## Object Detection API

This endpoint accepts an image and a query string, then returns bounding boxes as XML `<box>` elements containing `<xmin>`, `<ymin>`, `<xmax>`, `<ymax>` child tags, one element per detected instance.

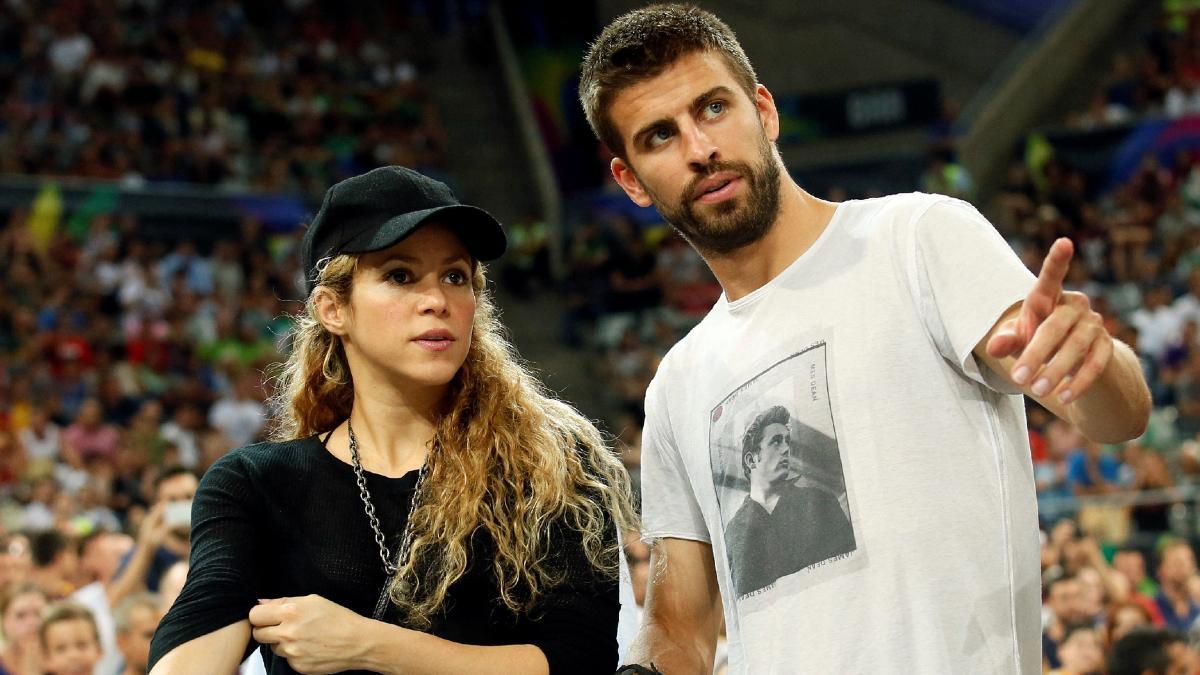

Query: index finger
<box><xmin>1030</xmin><ymin>238</ymin><xmax>1074</xmax><ymax>302</ymax></box>
<box><xmin>248</xmin><ymin>599</ymin><xmax>288</xmax><ymax>627</ymax></box>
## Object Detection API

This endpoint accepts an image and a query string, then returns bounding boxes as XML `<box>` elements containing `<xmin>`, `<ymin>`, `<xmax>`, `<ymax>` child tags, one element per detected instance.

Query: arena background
<box><xmin>0</xmin><ymin>0</ymin><xmax>1193</xmax><ymax>672</ymax></box>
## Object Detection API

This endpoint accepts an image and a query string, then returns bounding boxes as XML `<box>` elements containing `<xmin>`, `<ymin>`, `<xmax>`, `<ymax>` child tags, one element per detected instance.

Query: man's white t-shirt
<box><xmin>640</xmin><ymin>193</ymin><xmax>1041</xmax><ymax>673</ymax></box>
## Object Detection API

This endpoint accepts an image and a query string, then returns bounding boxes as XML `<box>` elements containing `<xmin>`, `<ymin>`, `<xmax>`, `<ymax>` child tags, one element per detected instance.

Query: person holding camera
<box><xmin>114</xmin><ymin>467</ymin><xmax>196</xmax><ymax>600</ymax></box>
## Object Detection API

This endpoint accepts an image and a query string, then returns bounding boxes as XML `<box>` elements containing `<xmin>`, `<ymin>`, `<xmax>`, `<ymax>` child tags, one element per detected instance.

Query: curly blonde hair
<box><xmin>267</xmin><ymin>254</ymin><xmax>637</xmax><ymax>627</ymax></box>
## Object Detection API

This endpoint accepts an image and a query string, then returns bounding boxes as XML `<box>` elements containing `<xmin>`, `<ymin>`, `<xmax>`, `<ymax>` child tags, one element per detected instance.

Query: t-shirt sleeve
<box><xmin>910</xmin><ymin>196</ymin><xmax>1036</xmax><ymax>393</ymax></box>
<box><xmin>148</xmin><ymin>451</ymin><xmax>263</xmax><ymax>669</ymax></box>
<box><xmin>639</xmin><ymin>374</ymin><xmax>711</xmax><ymax>543</ymax></box>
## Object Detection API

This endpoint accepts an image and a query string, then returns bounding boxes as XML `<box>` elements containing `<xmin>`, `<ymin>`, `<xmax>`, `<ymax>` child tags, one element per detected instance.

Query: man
<box><xmin>1042</xmin><ymin>575</ymin><xmax>1088</xmax><ymax>670</ymax></box>
<box><xmin>727</xmin><ymin>405</ymin><xmax>852</xmax><ymax>596</ymax></box>
<box><xmin>1108</xmin><ymin>628</ymin><xmax>1195</xmax><ymax>675</ymax></box>
<box><xmin>208</xmin><ymin>371</ymin><xmax>266</xmax><ymax>448</ymax></box>
<box><xmin>579</xmin><ymin>5</ymin><xmax>1151</xmax><ymax>672</ymax></box>
<box><xmin>114</xmin><ymin>593</ymin><xmax>160</xmax><ymax>675</ymax></box>
<box><xmin>30</xmin><ymin>530</ymin><xmax>79</xmax><ymax>599</ymax></box>
<box><xmin>1155</xmin><ymin>541</ymin><xmax>1200</xmax><ymax>632</ymax></box>
<box><xmin>1049</xmin><ymin>623</ymin><xmax>1104</xmax><ymax>675</ymax></box>
<box><xmin>71</xmin><ymin>531</ymin><xmax>136</xmax><ymax>675</ymax></box>
<box><xmin>114</xmin><ymin>467</ymin><xmax>196</xmax><ymax>596</ymax></box>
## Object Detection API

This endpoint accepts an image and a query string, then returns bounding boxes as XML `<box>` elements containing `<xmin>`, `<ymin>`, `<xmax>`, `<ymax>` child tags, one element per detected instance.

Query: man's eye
<box><xmin>648</xmin><ymin>128</ymin><xmax>673</xmax><ymax>147</ymax></box>
<box><xmin>705</xmin><ymin>101</ymin><xmax>724</xmax><ymax>117</ymax></box>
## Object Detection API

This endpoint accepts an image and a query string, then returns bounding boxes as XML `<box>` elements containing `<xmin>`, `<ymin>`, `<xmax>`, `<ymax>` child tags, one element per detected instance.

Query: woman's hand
<box><xmin>248</xmin><ymin>595</ymin><xmax>370</xmax><ymax>674</ymax></box>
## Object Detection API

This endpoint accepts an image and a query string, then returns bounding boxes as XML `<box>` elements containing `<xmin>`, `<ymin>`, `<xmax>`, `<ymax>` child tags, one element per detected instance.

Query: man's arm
<box><xmin>623</xmin><ymin>538</ymin><xmax>723</xmax><ymax>673</ymax></box>
<box><xmin>107</xmin><ymin>501</ymin><xmax>168</xmax><ymax>607</ymax></box>
<box><xmin>976</xmin><ymin>238</ymin><xmax>1151</xmax><ymax>443</ymax></box>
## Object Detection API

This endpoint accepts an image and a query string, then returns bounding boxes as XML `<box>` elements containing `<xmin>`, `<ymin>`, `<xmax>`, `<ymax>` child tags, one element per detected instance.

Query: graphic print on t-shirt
<box><xmin>709</xmin><ymin>341</ymin><xmax>855</xmax><ymax>599</ymax></box>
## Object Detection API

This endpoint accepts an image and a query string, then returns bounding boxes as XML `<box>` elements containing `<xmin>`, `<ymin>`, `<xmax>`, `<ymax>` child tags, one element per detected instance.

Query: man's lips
<box><xmin>692</xmin><ymin>172</ymin><xmax>742</xmax><ymax>203</ymax></box>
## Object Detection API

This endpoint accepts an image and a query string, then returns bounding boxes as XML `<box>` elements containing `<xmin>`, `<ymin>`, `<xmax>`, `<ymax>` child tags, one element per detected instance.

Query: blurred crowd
<box><xmin>0</xmin><ymin>0</ymin><xmax>449</xmax><ymax>200</ymax></box>
<box><xmin>0</xmin><ymin>201</ymin><xmax>300</xmax><ymax>672</ymax></box>
<box><xmin>1069</xmin><ymin>4</ymin><xmax>1200</xmax><ymax>129</ymax></box>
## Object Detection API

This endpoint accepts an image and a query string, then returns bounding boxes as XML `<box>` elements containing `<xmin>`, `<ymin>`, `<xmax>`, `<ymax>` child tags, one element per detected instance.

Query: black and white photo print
<box><xmin>708</xmin><ymin>342</ymin><xmax>855</xmax><ymax>599</ymax></box>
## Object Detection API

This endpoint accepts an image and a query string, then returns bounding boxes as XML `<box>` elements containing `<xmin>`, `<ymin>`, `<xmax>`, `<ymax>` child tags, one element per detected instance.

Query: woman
<box><xmin>149</xmin><ymin>166</ymin><xmax>637</xmax><ymax>674</ymax></box>
<box><xmin>0</xmin><ymin>583</ymin><xmax>47</xmax><ymax>675</ymax></box>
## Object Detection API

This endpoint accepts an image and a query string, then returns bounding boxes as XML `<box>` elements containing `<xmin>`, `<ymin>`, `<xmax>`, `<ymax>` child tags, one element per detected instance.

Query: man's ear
<box><xmin>313</xmin><ymin>287</ymin><xmax>349</xmax><ymax>336</ymax></box>
<box><xmin>611</xmin><ymin>157</ymin><xmax>654</xmax><ymax>208</ymax></box>
<box><xmin>754</xmin><ymin>83</ymin><xmax>780</xmax><ymax>143</ymax></box>
<box><xmin>743</xmin><ymin>450</ymin><xmax>758</xmax><ymax>472</ymax></box>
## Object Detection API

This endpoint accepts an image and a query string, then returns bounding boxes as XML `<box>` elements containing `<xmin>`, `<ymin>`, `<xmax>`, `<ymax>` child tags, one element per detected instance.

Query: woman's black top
<box><xmin>148</xmin><ymin>436</ymin><xmax>620</xmax><ymax>674</ymax></box>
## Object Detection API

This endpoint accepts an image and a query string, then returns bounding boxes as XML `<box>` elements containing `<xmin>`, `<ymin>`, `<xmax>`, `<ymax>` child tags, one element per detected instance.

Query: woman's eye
<box><xmin>387</xmin><ymin>269</ymin><xmax>411</xmax><ymax>284</ymax></box>
<box><xmin>444</xmin><ymin>270</ymin><xmax>469</xmax><ymax>285</ymax></box>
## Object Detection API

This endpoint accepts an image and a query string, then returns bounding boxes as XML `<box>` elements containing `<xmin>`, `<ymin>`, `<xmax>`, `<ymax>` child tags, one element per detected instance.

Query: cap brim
<box><xmin>340</xmin><ymin>204</ymin><xmax>507</xmax><ymax>262</ymax></box>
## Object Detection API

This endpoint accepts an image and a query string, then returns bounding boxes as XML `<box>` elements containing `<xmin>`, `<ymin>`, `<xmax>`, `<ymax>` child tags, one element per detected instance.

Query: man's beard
<box><xmin>644</xmin><ymin>132</ymin><xmax>782</xmax><ymax>255</ymax></box>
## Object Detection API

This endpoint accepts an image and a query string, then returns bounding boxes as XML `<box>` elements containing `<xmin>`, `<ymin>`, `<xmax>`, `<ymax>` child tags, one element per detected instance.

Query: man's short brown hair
<box><xmin>39</xmin><ymin>602</ymin><xmax>99</xmax><ymax>649</ymax></box>
<box><xmin>579</xmin><ymin>3</ymin><xmax>759</xmax><ymax>158</ymax></box>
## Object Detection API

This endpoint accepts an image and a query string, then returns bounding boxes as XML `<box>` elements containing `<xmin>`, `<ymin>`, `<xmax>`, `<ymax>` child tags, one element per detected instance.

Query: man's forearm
<box><xmin>1066</xmin><ymin>340</ymin><xmax>1151</xmax><ymax>443</ymax></box>
<box><xmin>107</xmin><ymin>542</ymin><xmax>156</xmax><ymax>606</ymax></box>
<box><xmin>623</xmin><ymin>618</ymin><xmax>715</xmax><ymax>675</ymax></box>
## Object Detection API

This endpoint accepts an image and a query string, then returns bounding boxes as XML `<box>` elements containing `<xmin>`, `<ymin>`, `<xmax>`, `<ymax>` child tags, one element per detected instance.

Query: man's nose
<box><xmin>681</xmin><ymin>123</ymin><xmax>718</xmax><ymax>170</ymax></box>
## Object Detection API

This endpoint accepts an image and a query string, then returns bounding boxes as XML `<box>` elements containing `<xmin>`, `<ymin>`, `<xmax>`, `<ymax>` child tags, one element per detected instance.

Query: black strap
<box><xmin>614</xmin><ymin>665</ymin><xmax>664</xmax><ymax>674</ymax></box>
<box><xmin>371</xmin><ymin>583</ymin><xmax>392</xmax><ymax>621</ymax></box>
<box><xmin>320</xmin><ymin>428</ymin><xmax>335</xmax><ymax>447</ymax></box>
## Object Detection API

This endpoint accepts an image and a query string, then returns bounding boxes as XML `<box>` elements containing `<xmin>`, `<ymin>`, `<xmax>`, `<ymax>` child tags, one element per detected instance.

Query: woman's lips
<box><xmin>413</xmin><ymin>337</ymin><xmax>455</xmax><ymax>352</ymax></box>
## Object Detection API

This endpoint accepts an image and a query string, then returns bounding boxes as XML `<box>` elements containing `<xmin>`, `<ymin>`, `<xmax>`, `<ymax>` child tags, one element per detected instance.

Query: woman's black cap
<box><xmin>300</xmin><ymin>166</ymin><xmax>507</xmax><ymax>293</ymax></box>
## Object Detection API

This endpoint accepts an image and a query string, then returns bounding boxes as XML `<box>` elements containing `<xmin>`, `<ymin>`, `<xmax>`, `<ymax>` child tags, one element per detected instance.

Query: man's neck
<box><xmin>1163</xmin><ymin>580</ymin><xmax>1192</xmax><ymax>605</ymax></box>
<box><xmin>702</xmin><ymin>178</ymin><xmax>839</xmax><ymax>302</ymax></box>
<box><xmin>749</xmin><ymin>482</ymin><xmax>782</xmax><ymax>514</ymax></box>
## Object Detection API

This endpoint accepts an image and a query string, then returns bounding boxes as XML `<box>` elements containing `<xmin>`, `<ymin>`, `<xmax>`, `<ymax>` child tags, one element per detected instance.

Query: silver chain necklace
<box><xmin>347</xmin><ymin>419</ymin><xmax>429</xmax><ymax>577</ymax></box>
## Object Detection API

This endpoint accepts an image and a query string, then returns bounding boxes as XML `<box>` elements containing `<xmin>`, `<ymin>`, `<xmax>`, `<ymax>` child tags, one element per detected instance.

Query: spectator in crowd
<box><xmin>1115</xmin><ymin>547</ymin><xmax>1160</xmax><ymax>598</ymax></box>
<box><xmin>1108</xmin><ymin>627</ymin><xmax>1193</xmax><ymax>675</ymax></box>
<box><xmin>1105</xmin><ymin>601</ymin><xmax>1154</xmax><ymax>646</ymax></box>
<box><xmin>1049</xmin><ymin>623</ymin><xmax>1105</xmax><ymax>675</ymax></box>
<box><xmin>115</xmin><ymin>467</ymin><xmax>196</xmax><ymax>597</ymax></box>
<box><xmin>1067</xmin><ymin>440</ymin><xmax>1124</xmax><ymax>497</ymax></box>
<box><xmin>61</xmin><ymin>399</ymin><xmax>119</xmax><ymax>464</ymax></box>
<box><xmin>1131</xmin><ymin>285</ymin><xmax>1185</xmax><ymax>362</ymax></box>
<box><xmin>71</xmin><ymin>531</ymin><xmax>136</xmax><ymax>675</ymax></box>
<box><xmin>1044</xmin><ymin>575</ymin><xmax>1089</xmax><ymax>669</ymax></box>
<box><xmin>17</xmin><ymin>406</ymin><xmax>61</xmax><ymax>472</ymax></box>
<box><xmin>38</xmin><ymin>603</ymin><xmax>102</xmax><ymax>675</ymax></box>
<box><xmin>113</xmin><ymin>593</ymin><xmax>159</xmax><ymax>675</ymax></box>
<box><xmin>1174</xmin><ymin>350</ymin><xmax>1200</xmax><ymax>435</ymax></box>
<box><xmin>0</xmin><ymin>583</ymin><xmax>48</xmax><ymax>675</ymax></box>
<box><xmin>0</xmin><ymin>535</ymin><xmax>33</xmax><ymax>592</ymax></box>
<box><xmin>501</xmin><ymin>213</ymin><xmax>552</xmax><ymax>298</ymax></box>
<box><xmin>604</xmin><ymin>217</ymin><xmax>663</xmax><ymax>317</ymax></box>
<box><xmin>1154</xmin><ymin>540</ymin><xmax>1200</xmax><ymax>631</ymax></box>
<box><xmin>207</xmin><ymin>371</ymin><xmax>266</xmax><ymax>448</ymax></box>
<box><xmin>29</xmin><ymin>531</ymin><xmax>78</xmax><ymax>600</ymax></box>
<box><xmin>155</xmin><ymin>562</ymin><xmax>187</xmax><ymax>618</ymax></box>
